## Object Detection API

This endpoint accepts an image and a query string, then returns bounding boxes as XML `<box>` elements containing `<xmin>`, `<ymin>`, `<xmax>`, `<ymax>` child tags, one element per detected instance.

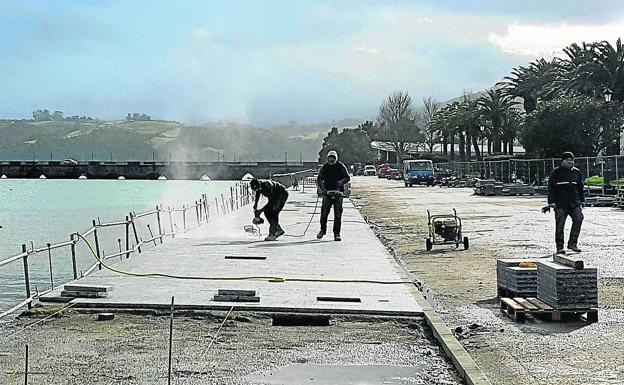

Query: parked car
<box><xmin>60</xmin><ymin>158</ymin><xmax>78</xmax><ymax>165</ymax></box>
<box><xmin>377</xmin><ymin>163</ymin><xmax>392</xmax><ymax>178</ymax></box>
<box><xmin>364</xmin><ymin>165</ymin><xmax>376</xmax><ymax>176</ymax></box>
<box><xmin>386</xmin><ymin>169</ymin><xmax>402</xmax><ymax>180</ymax></box>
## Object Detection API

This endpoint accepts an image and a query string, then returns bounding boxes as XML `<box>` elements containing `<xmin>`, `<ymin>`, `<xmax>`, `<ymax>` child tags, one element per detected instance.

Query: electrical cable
<box><xmin>75</xmin><ymin>233</ymin><xmax>414</xmax><ymax>285</ymax></box>
<box><xmin>282</xmin><ymin>194</ymin><xmax>320</xmax><ymax>238</ymax></box>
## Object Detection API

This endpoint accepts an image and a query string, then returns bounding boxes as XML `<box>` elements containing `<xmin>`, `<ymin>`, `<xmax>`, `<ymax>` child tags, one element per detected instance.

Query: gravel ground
<box><xmin>0</xmin><ymin>308</ymin><xmax>462</xmax><ymax>385</ymax></box>
<box><xmin>351</xmin><ymin>176</ymin><xmax>624</xmax><ymax>385</ymax></box>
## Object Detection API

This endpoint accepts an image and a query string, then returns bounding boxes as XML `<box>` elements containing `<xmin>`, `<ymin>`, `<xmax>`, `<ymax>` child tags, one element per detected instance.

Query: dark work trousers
<box><xmin>264</xmin><ymin>197</ymin><xmax>287</xmax><ymax>235</ymax></box>
<box><xmin>320</xmin><ymin>195</ymin><xmax>343</xmax><ymax>235</ymax></box>
<box><xmin>554</xmin><ymin>206</ymin><xmax>584</xmax><ymax>249</ymax></box>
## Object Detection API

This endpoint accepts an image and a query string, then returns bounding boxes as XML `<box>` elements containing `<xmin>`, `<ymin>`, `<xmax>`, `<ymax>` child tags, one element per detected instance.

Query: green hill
<box><xmin>0</xmin><ymin>119</ymin><xmax>327</xmax><ymax>162</ymax></box>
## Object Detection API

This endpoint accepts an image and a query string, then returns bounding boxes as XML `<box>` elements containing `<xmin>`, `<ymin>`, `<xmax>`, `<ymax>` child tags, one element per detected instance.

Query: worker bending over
<box><xmin>250</xmin><ymin>178</ymin><xmax>289</xmax><ymax>241</ymax></box>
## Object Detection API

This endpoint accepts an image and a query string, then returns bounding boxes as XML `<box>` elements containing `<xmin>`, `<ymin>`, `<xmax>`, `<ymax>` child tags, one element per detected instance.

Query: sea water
<box><xmin>0</xmin><ymin>179</ymin><xmax>237</xmax><ymax>312</ymax></box>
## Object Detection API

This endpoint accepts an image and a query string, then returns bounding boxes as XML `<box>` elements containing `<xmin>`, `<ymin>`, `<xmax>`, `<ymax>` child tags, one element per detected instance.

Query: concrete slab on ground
<box><xmin>42</xmin><ymin>189</ymin><xmax>422</xmax><ymax>316</ymax></box>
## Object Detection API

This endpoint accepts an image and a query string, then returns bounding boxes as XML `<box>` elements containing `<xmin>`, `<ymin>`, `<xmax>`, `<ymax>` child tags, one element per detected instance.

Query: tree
<box><xmin>520</xmin><ymin>95</ymin><xmax>614</xmax><ymax>157</ymax></box>
<box><xmin>367</xmin><ymin>91</ymin><xmax>424</xmax><ymax>163</ymax></box>
<box><xmin>498</xmin><ymin>58</ymin><xmax>559</xmax><ymax>113</ymax></box>
<box><xmin>478</xmin><ymin>89</ymin><xmax>518</xmax><ymax>154</ymax></box>
<box><xmin>318</xmin><ymin>126</ymin><xmax>375</xmax><ymax>165</ymax></box>
<box><xmin>561</xmin><ymin>39</ymin><xmax>624</xmax><ymax>102</ymax></box>
<box><xmin>421</xmin><ymin>97</ymin><xmax>441</xmax><ymax>153</ymax></box>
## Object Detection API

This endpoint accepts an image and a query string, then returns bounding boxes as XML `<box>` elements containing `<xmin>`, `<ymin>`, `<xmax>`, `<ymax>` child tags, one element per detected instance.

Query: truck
<box><xmin>403</xmin><ymin>159</ymin><xmax>435</xmax><ymax>187</ymax></box>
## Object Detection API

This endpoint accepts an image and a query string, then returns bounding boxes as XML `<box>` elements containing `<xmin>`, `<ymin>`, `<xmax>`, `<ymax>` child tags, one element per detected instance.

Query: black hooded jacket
<box><xmin>317</xmin><ymin>161</ymin><xmax>350</xmax><ymax>192</ymax></box>
<box><xmin>548</xmin><ymin>165</ymin><xmax>585</xmax><ymax>209</ymax></box>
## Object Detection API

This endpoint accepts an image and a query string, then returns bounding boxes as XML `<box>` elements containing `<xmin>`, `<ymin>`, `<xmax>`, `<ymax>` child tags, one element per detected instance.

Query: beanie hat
<box><xmin>561</xmin><ymin>151</ymin><xmax>575</xmax><ymax>160</ymax></box>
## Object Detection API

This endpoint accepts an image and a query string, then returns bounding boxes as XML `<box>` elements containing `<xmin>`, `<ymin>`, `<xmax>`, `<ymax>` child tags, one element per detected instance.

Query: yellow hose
<box><xmin>75</xmin><ymin>233</ymin><xmax>413</xmax><ymax>285</ymax></box>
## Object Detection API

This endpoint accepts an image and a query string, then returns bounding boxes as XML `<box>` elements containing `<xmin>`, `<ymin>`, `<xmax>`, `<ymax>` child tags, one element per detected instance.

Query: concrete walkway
<box><xmin>44</xmin><ymin>188</ymin><xmax>422</xmax><ymax>316</ymax></box>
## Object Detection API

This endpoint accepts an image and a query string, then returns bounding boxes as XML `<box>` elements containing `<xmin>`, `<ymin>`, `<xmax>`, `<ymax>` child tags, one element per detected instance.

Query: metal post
<box><xmin>168</xmin><ymin>207</ymin><xmax>174</xmax><ymax>235</ymax></box>
<box><xmin>601</xmin><ymin>162</ymin><xmax>605</xmax><ymax>196</ymax></box>
<box><xmin>182</xmin><ymin>205</ymin><xmax>187</xmax><ymax>231</ymax></box>
<box><xmin>24</xmin><ymin>344</ymin><xmax>29</xmax><ymax>385</ymax></box>
<box><xmin>129</xmin><ymin>213</ymin><xmax>141</xmax><ymax>253</ymax></box>
<box><xmin>147</xmin><ymin>225</ymin><xmax>157</xmax><ymax>246</ymax></box>
<box><xmin>47</xmin><ymin>243</ymin><xmax>54</xmax><ymax>290</ymax></box>
<box><xmin>70</xmin><ymin>234</ymin><xmax>78</xmax><ymax>280</ymax></box>
<box><xmin>195</xmin><ymin>201</ymin><xmax>200</xmax><ymax>225</ymax></box>
<box><xmin>215</xmin><ymin>198</ymin><xmax>219</xmax><ymax>216</ymax></box>
<box><xmin>167</xmin><ymin>296</ymin><xmax>175</xmax><ymax>385</ymax></box>
<box><xmin>118</xmin><ymin>239</ymin><xmax>123</xmax><ymax>261</ymax></box>
<box><xmin>230</xmin><ymin>187</ymin><xmax>234</xmax><ymax>211</ymax></box>
<box><xmin>156</xmin><ymin>206</ymin><xmax>163</xmax><ymax>244</ymax></box>
<box><xmin>221</xmin><ymin>195</ymin><xmax>227</xmax><ymax>214</ymax></box>
<box><xmin>92</xmin><ymin>220</ymin><xmax>102</xmax><ymax>270</ymax></box>
<box><xmin>528</xmin><ymin>162</ymin><xmax>531</xmax><ymax>185</ymax></box>
<box><xmin>125</xmin><ymin>216</ymin><xmax>130</xmax><ymax>258</ymax></box>
<box><xmin>198</xmin><ymin>199</ymin><xmax>203</xmax><ymax>223</ymax></box>
<box><xmin>22</xmin><ymin>244</ymin><xmax>32</xmax><ymax>310</ymax></box>
<box><xmin>586</xmin><ymin>158</ymin><xmax>590</xmax><ymax>179</ymax></box>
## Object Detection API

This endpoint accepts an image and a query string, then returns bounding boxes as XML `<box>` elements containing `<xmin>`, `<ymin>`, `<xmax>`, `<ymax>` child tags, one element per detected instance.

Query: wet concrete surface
<box><xmin>352</xmin><ymin>177</ymin><xmax>624</xmax><ymax>385</ymax></box>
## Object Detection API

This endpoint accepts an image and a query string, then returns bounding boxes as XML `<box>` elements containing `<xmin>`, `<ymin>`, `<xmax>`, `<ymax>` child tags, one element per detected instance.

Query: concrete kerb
<box><xmin>366</xmin><ymin>219</ymin><xmax>492</xmax><ymax>385</ymax></box>
<box><xmin>406</xmin><ymin>285</ymin><xmax>492</xmax><ymax>385</ymax></box>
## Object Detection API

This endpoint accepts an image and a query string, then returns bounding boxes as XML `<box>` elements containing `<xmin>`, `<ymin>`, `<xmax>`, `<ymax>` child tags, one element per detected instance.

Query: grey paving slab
<box><xmin>43</xmin><ymin>189</ymin><xmax>422</xmax><ymax>315</ymax></box>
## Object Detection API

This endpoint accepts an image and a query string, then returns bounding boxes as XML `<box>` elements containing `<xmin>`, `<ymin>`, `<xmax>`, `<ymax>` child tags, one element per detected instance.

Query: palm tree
<box><xmin>478</xmin><ymin>89</ymin><xmax>518</xmax><ymax>154</ymax></box>
<box><xmin>498</xmin><ymin>58</ymin><xmax>559</xmax><ymax>113</ymax></box>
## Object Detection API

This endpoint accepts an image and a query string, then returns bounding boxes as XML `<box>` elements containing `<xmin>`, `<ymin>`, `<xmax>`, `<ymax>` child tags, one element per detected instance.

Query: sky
<box><xmin>1</xmin><ymin>0</ymin><xmax>624</xmax><ymax>126</ymax></box>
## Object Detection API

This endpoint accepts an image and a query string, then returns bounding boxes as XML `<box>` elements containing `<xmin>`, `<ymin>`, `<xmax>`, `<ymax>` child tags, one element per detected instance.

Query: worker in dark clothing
<box><xmin>250</xmin><ymin>178</ymin><xmax>289</xmax><ymax>241</ymax></box>
<box><xmin>316</xmin><ymin>150</ymin><xmax>350</xmax><ymax>241</ymax></box>
<box><xmin>546</xmin><ymin>151</ymin><xmax>585</xmax><ymax>254</ymax></box>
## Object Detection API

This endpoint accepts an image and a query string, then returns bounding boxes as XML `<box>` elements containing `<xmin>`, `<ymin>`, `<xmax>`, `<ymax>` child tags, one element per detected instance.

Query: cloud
<box><xmin>489</xmin><ymin>18</ymin><xmax>624</xmax><ymax>59</ymax></box>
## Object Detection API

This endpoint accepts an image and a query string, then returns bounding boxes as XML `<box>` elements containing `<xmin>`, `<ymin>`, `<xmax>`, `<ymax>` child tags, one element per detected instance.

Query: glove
<box><xmin>253</xmin><ymin>209</ymin><xmax>261</xmax><ymax>217</ymax></box>
<box><xmin>541</xmin><ymin>205</ymin><xmax>551</xmax><ymax>214</ymax></box>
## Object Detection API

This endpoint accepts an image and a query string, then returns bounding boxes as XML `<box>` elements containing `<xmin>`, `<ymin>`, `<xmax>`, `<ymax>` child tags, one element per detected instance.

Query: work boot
<box><xmin>556</xmin><ymin>249</ymin><xmax>566</xmax><ymax>255</ymax></box>
<box><xmin>334</xmin><ymin>234</ymin><xmax>341</xmax><ymax>242</ymax></box>
<box><xmin>275</xmin><ymin>229</ymin><xmax>285</xmax><ymax>238</ymax></box>
<box><xmin>567</xmin><ymin>244</ymin><xmax>582</xmax><ymax>253</ymax></box>
<box><xmin>264</xmin><ymin>234</ymin><xmax>277</xmax><ymax>241</ymax></box>
<box><xmin>316</xmin><ymin>230</ymin><xmax>326</xmax><ymax>239</ymax></box>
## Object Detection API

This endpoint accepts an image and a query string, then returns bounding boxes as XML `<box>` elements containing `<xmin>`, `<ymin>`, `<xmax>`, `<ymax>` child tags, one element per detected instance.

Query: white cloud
<box><xmin>489</xmin><ymin>18</ymin><xmax>624</xmax><ymax>59</ymax></box>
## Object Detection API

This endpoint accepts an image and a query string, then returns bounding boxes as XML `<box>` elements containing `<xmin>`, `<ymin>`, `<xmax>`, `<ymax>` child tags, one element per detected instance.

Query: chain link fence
<box><xmin>435</xmin><ymin>155</ymin><xmax>624</xmax><ymax>186</ymax></box>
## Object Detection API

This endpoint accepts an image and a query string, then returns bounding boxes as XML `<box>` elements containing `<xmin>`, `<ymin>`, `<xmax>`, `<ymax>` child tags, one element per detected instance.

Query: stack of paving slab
<box><xmin>496</xmin><ymin>258</ymin><xmax>538</xmax><ymax>297</ymax></box>
<box><xmin>61</xmin><ymin>284</ymin><xmax>112</xmax><ymax>298</ymax></box>
<box><xmin>474</xmin><ymin>180</ymin><xmax>504</xmax><ymax>196</ymax></box>
<box><xmin>536</xmin><ymin>260</ymin><xmax>598</xmax><ymax>309</ymax></box>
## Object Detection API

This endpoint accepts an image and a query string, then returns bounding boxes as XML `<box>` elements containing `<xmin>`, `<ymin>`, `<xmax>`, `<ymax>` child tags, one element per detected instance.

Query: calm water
<box><xmin>0</xmin><ymin>179</ymin><xmax>237</xmax><ymax>312</ymax></box>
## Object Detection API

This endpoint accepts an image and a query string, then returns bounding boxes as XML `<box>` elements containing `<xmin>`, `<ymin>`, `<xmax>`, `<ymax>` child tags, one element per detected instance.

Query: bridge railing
<box><xmin>0</xmin><ymin>182</ymin><xmax>252</xmax><ymax>320</ymax></box>
<box><xmin>271</xmin><ymin>169</ymin><xmax>317</xmax><ymax>189</ymax></box>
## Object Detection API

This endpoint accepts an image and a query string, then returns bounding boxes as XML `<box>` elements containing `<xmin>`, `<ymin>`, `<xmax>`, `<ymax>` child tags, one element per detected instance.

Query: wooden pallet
<box><xmin>500</xmin><ymin>297</ymin><xmax>598</xmax><ymax>323</ymax></box>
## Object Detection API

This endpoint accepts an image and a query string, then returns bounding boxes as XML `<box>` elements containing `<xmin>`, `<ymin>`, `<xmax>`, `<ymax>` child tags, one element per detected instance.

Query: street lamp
<box><xmin>603</xmin><ymin>88</ymin><xmax>613</xmax><ymax>103</ymax></box>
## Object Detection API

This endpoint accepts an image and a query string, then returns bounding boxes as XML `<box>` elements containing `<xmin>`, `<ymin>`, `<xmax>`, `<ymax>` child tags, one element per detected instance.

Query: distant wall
<box><xmin>0</xmin><ymin>161</ymin><xmax>319</xmax><ymax>180</ymax></box>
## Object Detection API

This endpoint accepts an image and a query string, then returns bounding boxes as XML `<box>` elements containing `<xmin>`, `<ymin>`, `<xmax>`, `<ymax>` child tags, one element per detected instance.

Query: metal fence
<box><xmin>435</xmin><ymin>155</ymin><xmax>624</xmax><ymax>186</ymax></box>
<box><xmin>0</xmin><ymin>182</ymin><xmax>252</xmax><ymax>320</ymax></box>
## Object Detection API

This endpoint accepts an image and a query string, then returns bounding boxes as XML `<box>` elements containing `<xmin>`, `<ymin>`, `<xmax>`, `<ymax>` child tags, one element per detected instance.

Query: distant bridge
<box><xmin>0</xmin><ymin>160</ymin><xmax>319</xmax><ymax>180</ymax></box>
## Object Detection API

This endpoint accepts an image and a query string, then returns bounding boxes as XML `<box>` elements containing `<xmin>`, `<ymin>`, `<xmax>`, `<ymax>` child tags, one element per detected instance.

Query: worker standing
<box><xmin>546</xmin><ymin>152</ymin><xmax>585</xmax><ymax>254</ymax></box>
<box><xmin>316</xmin><ymin>150</ymin><xmax>350</xmax><ymax>241</ymax></box>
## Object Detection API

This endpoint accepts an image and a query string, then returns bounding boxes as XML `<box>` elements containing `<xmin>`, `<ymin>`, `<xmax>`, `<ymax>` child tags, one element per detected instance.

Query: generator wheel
<box><xmin>426</xmin><ymin>238</ymin><xmax>432</xmax><ymax>251</ymax></box>
<box><xmin>463</xmin><ymin>236</ymin><xmax>469</xmax><ymax>250</ymax></box>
